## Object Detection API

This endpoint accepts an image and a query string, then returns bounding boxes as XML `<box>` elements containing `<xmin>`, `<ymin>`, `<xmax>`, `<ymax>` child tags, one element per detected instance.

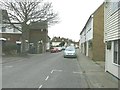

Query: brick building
<box><xmin>80</xmin><ymin>3</ymin><xmax>105</xmax><ymax>61</ymax></box>
<box><xmin>0</xmin><ymin>9</ymin><xmax>49</xmax><ymax>54</ymax></box>
<box><xmin>29</xmin><ymin>22</ymin><xmax>48</xmax><ymax>54</ymax></box>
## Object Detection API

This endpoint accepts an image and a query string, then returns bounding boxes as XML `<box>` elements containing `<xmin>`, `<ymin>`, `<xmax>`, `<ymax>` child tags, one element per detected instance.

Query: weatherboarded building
<box><xmin>104</xmin><ymin>0</ymin><xmax>120</xmax><ymax>79</ymax></box>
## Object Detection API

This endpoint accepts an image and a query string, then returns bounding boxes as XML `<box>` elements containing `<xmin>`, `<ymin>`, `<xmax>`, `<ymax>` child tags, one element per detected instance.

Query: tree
<box><xmin>1</xmin><ymin>0</ymin><xmax>59</xmax><ymax>55</ymax></box>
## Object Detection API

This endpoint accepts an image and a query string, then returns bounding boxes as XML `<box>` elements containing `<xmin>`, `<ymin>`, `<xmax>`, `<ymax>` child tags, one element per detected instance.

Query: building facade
<box><xmin>29</xmin><ymin>22</ymin><xmax>48</xmax><ymax>54</ymax></box>
<box><xmin>0</xmin><ymin>9</ymin><xmax>49</xmax><ymax>54</ymax></box>
<box><xmin>0</xmin><ymin>9</ymin><xmax>22</xmax><ymax>43</ymax></box>
<box><xmin>0</xmin><ymin>9</ymin><xmax>22</xmax><ymax>55</ymax></box>
<box><xmin>80</xmin><ymin>3</ymin><xmax>105</xmax><ymax>61</ymax></box>
<box><xmin>104</xmin><ymin>0</ymin><xmax>120</xmax><ymax>79</ymax></box>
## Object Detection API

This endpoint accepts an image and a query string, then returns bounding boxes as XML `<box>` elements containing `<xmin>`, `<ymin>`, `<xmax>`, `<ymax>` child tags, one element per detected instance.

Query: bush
<box><xmin>2</xmin><ymin>43</ymin><xmax>17</xmax><ymax>55</ymax></box>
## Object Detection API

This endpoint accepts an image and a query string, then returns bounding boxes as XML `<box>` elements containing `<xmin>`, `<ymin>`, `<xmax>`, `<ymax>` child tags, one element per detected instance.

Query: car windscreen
<box><xmin>65</xmin><ymin>47</ymin><xmax>75</xmax><ymax>51</ymax></box>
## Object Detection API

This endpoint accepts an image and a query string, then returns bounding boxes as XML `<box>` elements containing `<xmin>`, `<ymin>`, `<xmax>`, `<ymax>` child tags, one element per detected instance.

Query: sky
<box><xmin>47</xmin><ymin>0</ymin><xmax>104</xmax><ymax>41</ymax></box>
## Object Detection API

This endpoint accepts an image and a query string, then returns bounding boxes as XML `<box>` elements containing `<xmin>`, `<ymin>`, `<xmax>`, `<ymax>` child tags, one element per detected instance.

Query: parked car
<box><xmin>62</xmin><ymin>46</ymin><xmax>66</xmax><ymax>50</ymax></box>
<box><xmin>63</xmin><ymin>46</ymin><xmax>77</xmax><ymax>58</ymax></box>
<box><xmin>50</xmin><ymin>47</ymin><xmax>58</xmax><ymax>53</ymax></box>
<box><xmin>56</xmin><ymin>46</ymin><xmax>62</xmax><ymax>52</ymax></box>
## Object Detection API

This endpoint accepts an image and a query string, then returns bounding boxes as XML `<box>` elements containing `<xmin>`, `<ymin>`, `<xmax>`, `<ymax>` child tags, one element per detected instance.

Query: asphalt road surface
<box><xmin>2</xmin><ymin>51</ymin><xmax>89</xmax><ymax>88</ymax></box>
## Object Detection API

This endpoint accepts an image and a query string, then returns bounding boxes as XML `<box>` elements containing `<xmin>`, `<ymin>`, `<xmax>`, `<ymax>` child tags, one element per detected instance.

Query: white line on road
<box><xmin>38</xmin><ymin>85</ymin><xmax>42</xmax><ymax>89</ymax></box>
<box><xmin>73</xmin><ymin>72</ymin><xmax>83</xmax><ymax>74</ymax></box>
<box><xmin>4</xmin><ymin>66</ymin><xmax>13</xmax><ymax>68</ymax></box>
<box><xmin>45</xmin><ymin>76</ymin><xmax>49</xmax><ymax>81</ymax></box>
<box><xmin>51</xmin><ymin>69</ymin><xmax>63</xmax><ymax>74</ymax></box>
<box><xmin>53</xmin><ymin>69</ymin><xmax>63</xmax><ymax>72</ymax></box>
<box><xmin>51</xmin><ymin>70</ymin><xmax>54</xmax><ymax>74</ymax></box>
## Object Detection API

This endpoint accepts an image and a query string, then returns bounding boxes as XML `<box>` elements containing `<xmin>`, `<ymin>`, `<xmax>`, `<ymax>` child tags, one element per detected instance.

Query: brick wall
<box><xmin>0</xmin><ymin>33</ymin><xmax>22</xmax><ymax>43</ymax></box>
<box><xmin>93</xmin><ymin>4</ymin><xmax>105</xmax><ymax>61</ymax></box>
<box><xmin>29</xmin><ymin>29</ymin><xmax>48</xmax><ymax>53</ymax></box>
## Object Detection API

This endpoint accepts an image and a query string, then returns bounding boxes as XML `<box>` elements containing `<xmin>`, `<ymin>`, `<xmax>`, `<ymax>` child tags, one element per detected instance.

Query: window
<box><xmin>111</xmin><ymin>1</ymin><xmax>120</xmax><ymax>14</ymax></box>
<box><xmin>113</xmin><ymin>40</ymin><xmax>119</xmax><ymax>65</ymax></box>
<box><xmin>2</xmin><ymin>27</ymin><xmax>6</xmax><ymax>32</ymax></box>
<box><xmin>43</xmin><ymin>29</ymin><xmax>46</xmax><ymax>31</ymax></box>
<box><xmin>118</xmin><ymin>39</ymin><xmax>120</xmax><ymax>65</ymax></box>
<box><xmin>107</xmin><ymin>41</ymin><xmax>111</xmax><ymax>50</ymax></box>
<box><xmin>88</xmin><ymin>40</ymin><xmax>92</xmax><ymax>48</ymax></box>
<box><xmin>13</xmin><ymin>28</ymin><xmax>18</xmax><ymax>32</ymax></box>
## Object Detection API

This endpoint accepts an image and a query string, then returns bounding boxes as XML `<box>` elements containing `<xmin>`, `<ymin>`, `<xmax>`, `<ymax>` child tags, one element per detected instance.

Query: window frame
<box><xmin>2</xmin><ymin>27</ymin><xmax>6</xmax><ymax>32</ymax></box>
<box><xmin>113</xmin><ymin>40</ymin><xmax>120</xmax><ymax>66</ymax></box>
<box><xmin>111</xmin><ymin>1</ymin><xmax>120</xmax><ymax>15</ymax></box>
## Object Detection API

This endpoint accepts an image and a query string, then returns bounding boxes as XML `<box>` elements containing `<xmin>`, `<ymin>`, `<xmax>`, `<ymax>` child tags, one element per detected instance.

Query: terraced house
<box><xmin>80</xmin><ymin>3</ymin><xmax>105</xmax><ymax>61</ymax></box>
<box><xmin>104</xmin><ymin>0</ymin><xmax>120</xmax><ymax>79</ymax></box>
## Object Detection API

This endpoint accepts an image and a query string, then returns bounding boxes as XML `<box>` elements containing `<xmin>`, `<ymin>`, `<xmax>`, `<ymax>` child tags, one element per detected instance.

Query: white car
<box><xmin>64</xmin><ymin>46</ymin><xmax>77</xmax><ymax>58</ymax></box>
<box><xmin>56</xmin><ymin>47</ymin><xmax>62</xmax><ymax>52</ymax></box>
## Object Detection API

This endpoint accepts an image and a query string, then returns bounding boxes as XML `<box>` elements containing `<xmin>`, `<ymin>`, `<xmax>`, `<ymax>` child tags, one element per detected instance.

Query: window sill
<box><xmin>112</xmin><ymin>62</ymin><xmax>120</xmax><ymax>67</ymax></box>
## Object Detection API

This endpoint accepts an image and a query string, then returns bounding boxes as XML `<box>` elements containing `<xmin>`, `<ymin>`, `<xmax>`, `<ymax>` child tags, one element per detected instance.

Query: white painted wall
<box><xmin>86</xmin><ymin>17</ymin><xmax>93</xmax><ymax>41</ymax></box>
<box><xmin>46</xmin><ymin>42</ymin><xmax>50</xmax><ymax>50</ymax></box>
<box><xmin>80</xmin><ymin>16</ymin><xmax>93</xmax><ymax>56</ymax></box>
<box><xmin>80</xmin><ymin>30</ymin><xmax>85</xmax><ymax>43</ymax></box>
<box><xmin>52</xmin><ymin>42</ymin><xmax>61</xmax><ymax>46</ymax></box>
<box><xmin>86</xmin><ymin>41</ymin><xmax>88</xmax><ymax>56</ymax></box>
<box><xmin>80</xmin><ymin>30</ymin><xmax>85</xmax><ymax>54</ymax></box>
<box><xmin>105</xmin><ymin>41</ymin><xmax>119</xmax><ymax>79</ymax></box>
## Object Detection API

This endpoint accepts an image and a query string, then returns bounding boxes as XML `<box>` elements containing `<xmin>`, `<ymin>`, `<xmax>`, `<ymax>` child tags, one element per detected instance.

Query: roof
<box><xmin>51</xmin><ymin>37</ymin><xmax>70</xmax><ymax>42</ymax></box>
<box><xmin>51</xmin><ymin>37</ymin><xmax>76</xmax><ymax>44</ymax></box>
<box><xmin>80</xmin><ymin>15</ymin><xmax>92</xmax><ymax>35</ymax></box>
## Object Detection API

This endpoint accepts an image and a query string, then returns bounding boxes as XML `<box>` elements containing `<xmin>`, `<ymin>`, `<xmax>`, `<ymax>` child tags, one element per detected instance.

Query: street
<box><xmin>2</xmin><ymin>51</ymin><xmax>89</xmax><ymax>88</ymax></box>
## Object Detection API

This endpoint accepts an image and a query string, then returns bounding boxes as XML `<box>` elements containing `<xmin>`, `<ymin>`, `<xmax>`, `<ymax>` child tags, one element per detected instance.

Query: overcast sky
<box><xmin>47</xmin><ymin>0</ymin><xmax>104</xmax><ymax>41</ymax></box>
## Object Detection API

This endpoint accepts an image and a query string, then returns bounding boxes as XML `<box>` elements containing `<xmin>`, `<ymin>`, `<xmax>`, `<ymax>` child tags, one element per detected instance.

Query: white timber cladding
<box><xmin>104</xmin><ymin>0</ymin><xmax>119</xmax><ymax>42</ymax></box>
<box><xmin>104</xmin><ymin>0</ymin><xmax>120</xmax><ymax>79</ymax></box>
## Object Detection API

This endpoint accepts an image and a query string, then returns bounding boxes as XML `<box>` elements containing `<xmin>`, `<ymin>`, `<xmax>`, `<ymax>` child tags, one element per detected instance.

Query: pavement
<box><xmin>77</xmin><ymin>49</ymin><xmax>119</xmax><ymax>88</ymax></box>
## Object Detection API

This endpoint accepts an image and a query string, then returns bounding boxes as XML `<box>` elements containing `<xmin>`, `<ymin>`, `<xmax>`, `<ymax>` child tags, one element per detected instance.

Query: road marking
<box><xmin>38</xmin><ymin>85</ymin><xmax>42</xmax><ymax>89</ymax></box>
<box><xmin>51</xmin><ymin>69</ymin><xmax>63</xmax><ymax>74</ymax></box>
<box><xmin>4</xmin><ymin>66</ymin><xmax>13</xmax><ymax>68</ymax></box>
<box><xmin>53</xmin><ymin>69</ymin><xmax>63</xmax><ymax>72</ymax></box>
<box><xmin>73</xmin><ymin>72</ymin><xmax>83</xmax><ymax>74</ymax></box>
<box><xmin>45</xmin><ymin>76</ymin><xmax>49</xmax><ymax>81</ymax></box>
<box><xmin>51</xmin><ymin>70</ymin><xmax>54</xmax><ymax>74</ymax></box>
